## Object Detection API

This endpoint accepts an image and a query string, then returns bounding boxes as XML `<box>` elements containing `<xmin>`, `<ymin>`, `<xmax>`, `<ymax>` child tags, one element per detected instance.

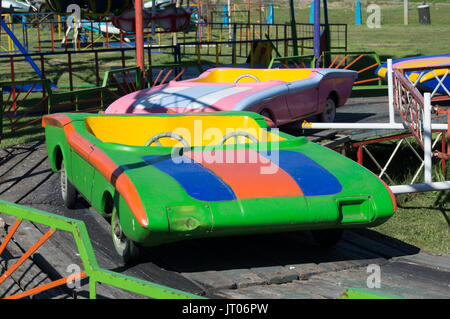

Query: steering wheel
<box><xmin>234</xmin><ymin>74</ymin><xmax>260</xmax><ymax>84</ymax></box>
<box><xmin>217</xmin><ymin>131</ymin><xmax>259</xmax><ymax>145</ymax></box>
<box><xmin>145</xmin><ymin>132</ymin><xmax>190</xmax><ymax>148</ymax></box>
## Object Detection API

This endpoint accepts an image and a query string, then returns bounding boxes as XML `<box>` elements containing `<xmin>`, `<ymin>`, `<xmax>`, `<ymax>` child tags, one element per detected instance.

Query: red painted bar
<box><xmin>5</xmin><ymin>272</ymin><xmax>87</xmax><ymax>299</ymax></box>
<box><xmin>37</xmin><ymin>24</ymin><xmax>42</xmax><ymax>52</ymax></box>
<box><xmin>51</xmin><ymin>22</ymin><xmax>55</xmax><ymax>52</ymax></box>
<box><xmin>0</xmin><ymin>229</ymin><xmax>55</xmax><ymax>286</ymax></box>
<box><xmin>0</xmin><ymin>219</ymin><xmax>22</xmax><ymax>255</ymax></box>
<box><xmin>10</xmin><ymin>56</ymin><xmax>16</xmax><ymax>112</ymax></box>
<box><xmin>135</xmin><ymin>0</ymin><xmax>145</xmax><ymax>72</ymax></box>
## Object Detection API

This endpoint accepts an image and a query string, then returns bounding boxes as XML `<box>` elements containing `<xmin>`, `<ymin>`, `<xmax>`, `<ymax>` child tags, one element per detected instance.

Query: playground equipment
<box><xmin>45</xmin><ymin>0</ymin><xmax>130</xmax><ymax>15</ymax></box>
<box><xmin>301</xmin><ymin>58</ymin><xmax>450</xmax><ymax>193</ymax></box>
<box><xmin>355</xmin><ymin>0</ymin><xmax>362</xmax><ymax>25</ymax></box>
<box><xmin>314</xmin><ymin>51</ymin><xmax>385</xmax><ymax>91</ymax></box>
<box><xmin>44</xmin><ymin>0</ymin><xmax>194</xmax><ymax>33</ymax></box>
<box><xmin>0</xmin><ymin>14</ymin><xmax>58</xmax><ymax>91</ymax></box>
<box><xmin>0</xmin><ymin>200</ymin><xmax>202</xmax><ymax>299</ymax></box>
<box><xmin>82</xmin><ymin>19</ymin><xmax>121</xmax><ymax>36</ymax></box>
<box><xmin>43</xmin><ymin>110</ymin><xmax>396</xmax><ymax>263</ymax></box>
<box><xmin>2</xmin><ymin>0</ymin><xmax>43</xmax><ymax>13</ymax></box>
<box><xmin>0</xmin><ymin>59</ymin><xmax>201</xmax><ymax>140</ymax></box>
<box><xmin>376</xmin><ymin>54</ymin><xmax>450</xmax><ymax>97</ymax></box>
<box><xmin>110</xmin><ymin>4</ymin><xmax>193</xmax><ymax>34</ymax></box>
<box><xmin>105</xmin><ymin>67</ymin><xmax>356</xmax><ymax>126</ymax></box>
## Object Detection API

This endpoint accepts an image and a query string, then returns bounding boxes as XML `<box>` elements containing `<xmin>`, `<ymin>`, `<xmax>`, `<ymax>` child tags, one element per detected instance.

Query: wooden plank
<box><xmin>393</xmin><ymin>253</ymin><xmax>450</xmax><ymax>272</ymax></box>
<box><xmin>288</xmin><ymin>277</ymin><xmax>346</xmax><ymax>299</ymax></box>
<box><xmin>284</xmin><ymin>263</ymin><xmax>329</xmax><ymax>280</ymax></box>
<box><xmin>0</xmin><ymin>226</ymin><xmax>70</xmax><ymax>299</ymax></box>
<box><xmin>342</xmin><ymin>230</ymin><xmax>406</xmax><ymax>259</ymax></box>
<box><xmin>0</xmin><ymin>144</ymin><xmax>53</xmax><ymax>204</ymax></box>
<box><xmin>0</xmin><ymin>142</ymin><xmax>43</xmax><ymax>178</ymax></box>
<box><xmin>218</xmin><ymin>284</ymin><xmax>287</xmax><ymax>299</ymax></box>
<box><xmin>379</xmin><ymin>261</ymin><xmax>450</xmax><ymax>297</ymax></box>
<box><xmin>218</xmin><ymin>268</ymin><xmax>267</xmax><ymax>288</ymax></box>
<box><xmin>182</xmin><ymin>271</ymin><xmax>237</xmax><ymax>290</ymax></box>
<box><xmin>313</xmin><ymin>262</ymin><xmax>450</xmax><ymax>299</ymax></box>
<box><xmin>250</xmin><ymin>265</ymin><xmax>298</xmax><ymax>285</ymax></box>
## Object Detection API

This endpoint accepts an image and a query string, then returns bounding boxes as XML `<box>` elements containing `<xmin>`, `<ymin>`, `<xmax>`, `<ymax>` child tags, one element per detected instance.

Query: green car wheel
<box><xmin>61</xmin><ymin>161</ymin><xmax>77</xmax><ymax>209</ymax></box>
<box><xmin>111</xmin><ymin>207</ymin><xmax>142</xmax><ymax>264</ymax></box>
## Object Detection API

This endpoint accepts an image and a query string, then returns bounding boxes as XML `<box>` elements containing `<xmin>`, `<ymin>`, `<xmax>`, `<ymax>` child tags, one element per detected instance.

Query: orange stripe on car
<box><xmin>185</xmin><ymin>149</ymin><xmax>303</xmax><ymax>199</ymax></box>
<box><xmin>43</xmin><ymin>114</ymin><xmax>149</xmax><ymax>228</ymax></box>
<box><xmin>42</xmin><ymin>113</ymin><xmax>73</xmax><ymax>128</ymax></box>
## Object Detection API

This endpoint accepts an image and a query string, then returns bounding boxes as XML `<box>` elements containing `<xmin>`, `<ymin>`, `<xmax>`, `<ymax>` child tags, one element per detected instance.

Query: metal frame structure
<box><xmin>302</xmin><ymin>58</ymin><xmax>450</xmax><ymax>194</ymax></box>
<box><xmin>268</xmin><ymin>51</ymin><xmax>385</xmax><ymax>91</ymax></box>
<box><xmin>0</xmin><ymin>199</ymin><xmax>203</xmax><ymax>299</ymax></box>
<box><xmin>0</xmin><ymin>62</ymin><xmax>198</xmax><ymax>137</ymax></box>
<box><xmin>315</xmin><ymin>51</ymin><xmax>385</xmax><ymax>90</ymax></box>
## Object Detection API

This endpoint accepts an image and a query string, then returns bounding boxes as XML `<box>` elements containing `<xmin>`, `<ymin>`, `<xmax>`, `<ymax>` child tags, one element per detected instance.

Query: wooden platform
<box><xmin>0</xmin><ymin>99</ymin><xmax>449</xmax><ymax>299</ymax></box>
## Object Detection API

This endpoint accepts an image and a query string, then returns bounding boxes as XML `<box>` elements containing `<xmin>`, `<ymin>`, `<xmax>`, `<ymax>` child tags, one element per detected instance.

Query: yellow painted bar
<box><xmin>58</xmin><ymin>15</ymin><xmax>62</xmax><ymax>40</ymax></box>
<box><xmin>191</xmin><ymin>68</ymin><xmax>312</xmax><ymax>83</ymax></box>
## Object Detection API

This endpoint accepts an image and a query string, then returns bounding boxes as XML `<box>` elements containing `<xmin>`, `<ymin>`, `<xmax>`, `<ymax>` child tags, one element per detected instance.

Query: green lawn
<box><xmin>345</xmin><ymin>138</ymin><xmax>450</xmax><ymax>254</ymax></box>
<box><xmin>274</xmin><ymin>1</ymin><xmax>450</xmax><ymax>58</ymax></box>
<box><xmin>374</xmin><ymin>191</ymin><xmax>450</xmax><ymax>254</ymax></box>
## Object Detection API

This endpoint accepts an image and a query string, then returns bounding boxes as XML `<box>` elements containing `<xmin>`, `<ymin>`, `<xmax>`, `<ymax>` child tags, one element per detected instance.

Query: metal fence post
<box><xmin>0</xmin><ymin>88</ymin><xmax>3</xmax><ymax>145</ymax></box>
<box><xmin>387</xmin><ymin>59</ymin><xmax>395</xmax><ymax>124</ymax></box>
<box><xmin>424</xmin><ymin>92</ymin><xmax>432</xmax><ymax>183</ymax></box>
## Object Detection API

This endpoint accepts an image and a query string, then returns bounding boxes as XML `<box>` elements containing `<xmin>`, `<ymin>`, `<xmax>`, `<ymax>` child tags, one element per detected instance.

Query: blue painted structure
<box><xmin>310</xmin><ymin>0</ymin><xmax>314</xmax><ymax>24</ymax></box>
<box><xmin>356</xmin><ymin>0</ymin><xmax>362</xmax><ymax>25</ymax></box>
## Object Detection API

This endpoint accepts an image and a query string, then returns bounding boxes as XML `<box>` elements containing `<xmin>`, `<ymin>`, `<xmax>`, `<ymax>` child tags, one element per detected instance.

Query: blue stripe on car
<box><xmin>259</xmin><ymin>150</ymin><xmax>343</xmax><ymax>196</ymax></box>
<box><xmin>142</xmin><ymin>155</ymin><xmax>237</xmax><ymax>202</ymax></box>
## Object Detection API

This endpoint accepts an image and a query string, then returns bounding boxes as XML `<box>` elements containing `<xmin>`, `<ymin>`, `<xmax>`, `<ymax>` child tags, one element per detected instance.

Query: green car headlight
<box><xmin>335</xmin><ymin>196</ymin><xmax>375</xmax><ymax>224</ymax></box>
<box><xmin>166</xmin><ymin>204</ymin><xmax>213</xmax><ymax>236</ymax></box>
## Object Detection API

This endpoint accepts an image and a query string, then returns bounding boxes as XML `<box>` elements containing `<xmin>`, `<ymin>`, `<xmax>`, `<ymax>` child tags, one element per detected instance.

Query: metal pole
<box><xmin>228</xmin><ymin>0</ymin><xmax>231</xmax><ymax>41</ymax></box>
<box><xmin>301</xmin><ymin>122</ymin><xmax>448</xmax><ymax>130</ymax></box>
<box><xmin>173</xmin><ymin>0</ymin><xmax>181</xmax><ymax>46</ymax></box>
<box><xmin>151</xmin><ymin>0</ymin><xmax>156</xmax><ymax>36</ymax></box>
<box><xmin>424</xmin><ymin>92</ymin><xmax>432</xmax><ymax>183</ymax></box>
<box><xmin>387</xmin><ymin>59</ymin><xmax>395</xmax><ymax>124</ymax></box>
<box><xmin>135</xmin><ymin>0</ymin><xmax>145</xmax><ymax>71</ymax></box>
<box><xmin>390</xmin><ymin>182</ymin><xmax>450</xmax><ymax>194</ymax></box>
<box><xmin>404</xmin><ymin>0</ymin><xmax>408</xmax><ymax>25</ymax></box>
<box><xmin>323</xmin><ymin>0</ymin><xmax>331</xmax><ymax>66</ymax></box>
<box><xmin>313</xmin><ymin>0</ymin><xmax>321</xmax><ymax>66</ymax></box>
<box><xmin>289</xmin><ymin>0</ymin><xmax>298</xmax><ymax>56</ymax></box>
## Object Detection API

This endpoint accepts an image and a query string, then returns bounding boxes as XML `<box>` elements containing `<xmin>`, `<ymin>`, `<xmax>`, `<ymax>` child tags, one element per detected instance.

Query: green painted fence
<box><xmin>0</xmin><ymin>199</ymin><xmax>204</xmax><ymax>299</ymax></box>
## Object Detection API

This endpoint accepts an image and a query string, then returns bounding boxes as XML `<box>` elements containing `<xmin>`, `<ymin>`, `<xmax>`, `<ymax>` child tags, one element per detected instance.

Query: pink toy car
<box><xmin>105</xmin><ymin>68</ymin><xmax>357</xmax><ymax>125</ymax></box>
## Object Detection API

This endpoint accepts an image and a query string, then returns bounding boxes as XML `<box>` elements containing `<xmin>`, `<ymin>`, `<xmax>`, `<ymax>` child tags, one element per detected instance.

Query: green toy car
<box><xmin>43</xmin><ymin>111</ymin><xmax>396</xmax><ymax>263</ymax></box>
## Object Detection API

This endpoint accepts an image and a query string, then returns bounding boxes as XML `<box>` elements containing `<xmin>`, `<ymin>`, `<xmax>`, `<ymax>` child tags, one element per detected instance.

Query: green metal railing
<box><xmin>0</xmin><ymin>62</ymin><xmax>200</xmax><ymax>140</ymax></box>
<box><xmin>0</xmin><ymin>200</ymin><xmax>204</xmax><ymax>299</ymax></box>
<box><xmin>340</xmin><ymin>288</ymin><xmax>402</xmax><ymax>299</ymax></box>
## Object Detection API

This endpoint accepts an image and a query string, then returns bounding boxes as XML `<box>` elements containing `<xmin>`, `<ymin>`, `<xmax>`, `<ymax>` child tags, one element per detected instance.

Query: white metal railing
<box><xmin>301</xmin><ymin>58</ymin><xmax>449</xmax><ymax>193</ymax></box>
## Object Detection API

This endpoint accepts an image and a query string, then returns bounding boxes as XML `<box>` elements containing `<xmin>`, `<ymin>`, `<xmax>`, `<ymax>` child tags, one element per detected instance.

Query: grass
<box><xmin>345</xmin><ymin>137</ymin><xmax>450</xmax><ymax>254</ymax></box>
<box><xmin>275</xmin><ymin>1</ymin><xmax>450</xmax><ymax>59</ymax></box>
<box><xmin>374</xmin><ymin>191</ymin><xmax>449</xmax><ymax>254</ymax></box>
